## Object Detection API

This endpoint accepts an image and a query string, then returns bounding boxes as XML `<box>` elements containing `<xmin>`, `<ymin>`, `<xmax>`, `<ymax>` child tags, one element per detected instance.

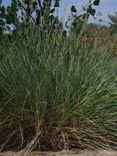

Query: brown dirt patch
<box><xmin>0</xmin><ymin>150</ymin><xmax>117</xmax><ymax>156</ymax></box>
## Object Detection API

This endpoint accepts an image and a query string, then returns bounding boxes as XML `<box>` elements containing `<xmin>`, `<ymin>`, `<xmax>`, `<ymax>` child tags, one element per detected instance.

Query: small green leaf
<box><xmin>87</xmin><ymin>5</ymin><xmax>96</xmax><ymax>16</ymax></box>
<box><xmin>50</xmin><ymin>8</ymin><xmax>55</xmax><ymax>13</ymax></box>
<box><xmin>71</xmin><ymin>5</ymin><xmax>77</xmax><ymax>13</ymax></box>
<box><xmin>54</xmin><ymin>0</ymin><xmax>59</xmax><ymax>7</ymax></box>
<box><xmin>93</xmin><ymin>0</ymin><xmax>100</xmax><ymax>6</ymax></box>
<box><xmin>90</xmin><ymin>9</ymin><xmax>96</xmax><ymax>16</ymax></box>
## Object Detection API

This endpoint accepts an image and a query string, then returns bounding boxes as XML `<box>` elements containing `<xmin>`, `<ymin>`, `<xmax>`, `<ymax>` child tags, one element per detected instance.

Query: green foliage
<box><xmin>0</xmin><ymin>0</ymin><xmax>62</xmax><ymax>33</ymax></box>
<box><xmin>69</xmin><ymin>0</ymin><xmax>100</xmax><ymax>37</ymax></box>
<box><xmin>0</xmin><ymin>0</ymin><xmax>101</xmax><ymax>35</ymax></box>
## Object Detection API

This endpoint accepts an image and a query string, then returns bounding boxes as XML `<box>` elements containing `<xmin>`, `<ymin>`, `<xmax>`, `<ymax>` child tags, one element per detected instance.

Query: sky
<box><xmin>2</xmin><ymin>0</ymin><xmax>117</xmax><ymax>25</ymax></box>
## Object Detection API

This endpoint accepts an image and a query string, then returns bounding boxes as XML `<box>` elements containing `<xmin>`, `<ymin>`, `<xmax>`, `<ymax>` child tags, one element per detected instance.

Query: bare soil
<box><xmin>0</xmin><ymin>150</ymin><xmax>117</xmax><ymax>156</ymax></box>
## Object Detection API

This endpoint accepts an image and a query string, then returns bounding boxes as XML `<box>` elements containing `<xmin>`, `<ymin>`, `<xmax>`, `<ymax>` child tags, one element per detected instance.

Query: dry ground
<box><xmin>0</xmin><ymin>150</ymin><xmax>117</xmax><ymax>156</ymax></box>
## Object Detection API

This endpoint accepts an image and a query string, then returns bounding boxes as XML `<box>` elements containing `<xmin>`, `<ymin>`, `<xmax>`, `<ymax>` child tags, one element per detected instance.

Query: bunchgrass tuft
<box><xmin>0</xmin><ymin>27</ymin><xmax>117</xmax><ymax>151</ymax></box>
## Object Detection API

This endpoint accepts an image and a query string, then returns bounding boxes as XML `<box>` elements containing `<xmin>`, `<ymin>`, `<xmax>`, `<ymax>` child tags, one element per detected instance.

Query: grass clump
<box><xmin>0</xmin><ymin>27</ymin><xmax>117</xmax><ymax>151</ymax></box>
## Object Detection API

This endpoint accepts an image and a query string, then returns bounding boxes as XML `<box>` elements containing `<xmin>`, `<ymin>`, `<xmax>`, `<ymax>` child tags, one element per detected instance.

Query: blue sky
<box><xmin>2</xmin><ymin>0</ymin><xmax>117</xmax><ymax>25</ymax></box>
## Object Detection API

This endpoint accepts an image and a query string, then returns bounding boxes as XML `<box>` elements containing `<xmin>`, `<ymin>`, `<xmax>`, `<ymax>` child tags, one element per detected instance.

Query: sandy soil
<box><xmin>0</xmin><ymin>150</ymin><xmax>117</xmax><ymax>156</ymax></box>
